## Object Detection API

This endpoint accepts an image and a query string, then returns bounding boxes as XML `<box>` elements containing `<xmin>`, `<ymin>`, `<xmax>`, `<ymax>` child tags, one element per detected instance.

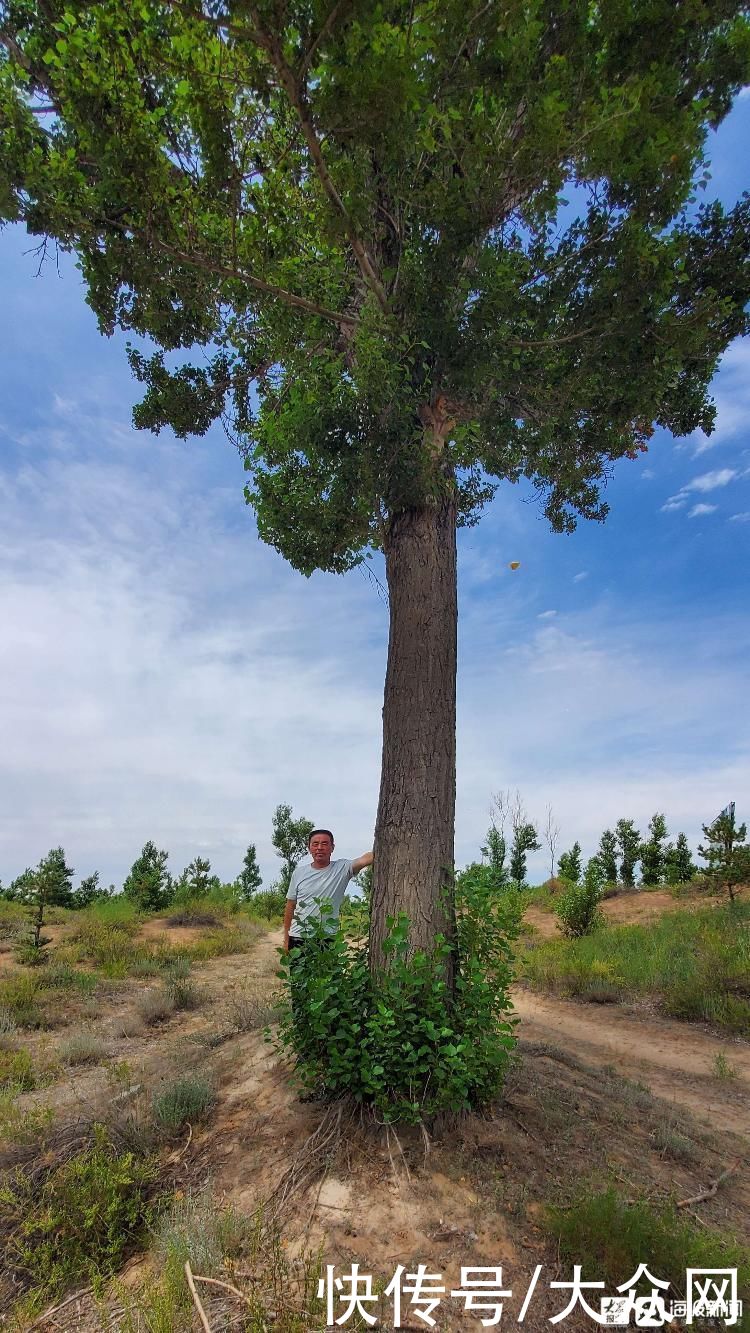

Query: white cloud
<box><xmin>661</xmin><ymin>467</ymin><xmax>741</xmax><ymax>515</ymax></box>
<box><xmin>686</xmin><ymin>468</ymin><xmax>737</xmax><ymax>492</ymax></box>
<box><xmin>537</xmin><ymin>610</ymin><xmax>557</xmax><ymax>619</ymax></box>
<box><xmin>692</xmin><ymin>339</ymin><xmax>750</xmax><ymax>454</ymax></box>
<box><xmin>641</xmin><ymin>469</ymin><xmax>655</xmax><ymax>480</ymax></box>
<box><xmin>729</xmin><ymin>512</ymin><xmax>750</xmax><ymax>523</ymax></box>
<box><xmin>0</xmin><ymin>416</ymin><xmax>386</xmax><ymax>887</ymax></box>
<box><xmin>687</xmin><ymin>503</ymin><xmax>718</xmax><ymax>518</ymax></box>
<box><xmin>573</xmin><ymin>571</ymin><xmax>588</xmax><ymax>583</ymax></box>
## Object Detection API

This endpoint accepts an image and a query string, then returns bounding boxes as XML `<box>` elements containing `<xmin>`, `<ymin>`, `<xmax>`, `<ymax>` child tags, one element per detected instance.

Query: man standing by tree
<box><xmin>283</xmin><ymin>830</ymin><xmax>373</xmax><ymax>952</ymax></box>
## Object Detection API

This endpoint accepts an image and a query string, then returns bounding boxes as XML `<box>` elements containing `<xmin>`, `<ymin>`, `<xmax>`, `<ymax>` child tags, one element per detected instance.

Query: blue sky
<box><xmin>1</xmin><ymin>94</ymin><xmax>749</xmax><ymax>891</ymax></box>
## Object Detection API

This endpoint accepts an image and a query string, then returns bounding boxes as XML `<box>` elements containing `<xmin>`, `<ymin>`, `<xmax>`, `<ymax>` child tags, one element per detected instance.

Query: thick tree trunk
<box><xmin>369</xmin><ymin>498</ymin><xmax>457</xmax><ymax>980</ymax></box>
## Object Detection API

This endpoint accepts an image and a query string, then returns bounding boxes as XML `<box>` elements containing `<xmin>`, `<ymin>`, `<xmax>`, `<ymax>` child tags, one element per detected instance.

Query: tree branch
<box><xmin>299</xmin><ymin>0</ymin><xmax>351</xmax><ymax>79</ymax></box>
<box><xmin>246</xmin><ymin>6</ymin><xmax>390</xmax><ymax>315</ymax></box>
<box><xmin>100</xmin><ymin>219</ymin><xmax>358</xmax><ymax>328</ymax></box>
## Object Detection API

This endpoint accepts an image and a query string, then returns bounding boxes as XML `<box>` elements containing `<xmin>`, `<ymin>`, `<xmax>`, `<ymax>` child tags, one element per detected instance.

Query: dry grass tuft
<box><xmin>135</xmin><ymin>990</ymin><xmax>175</xmax><ymax>1027</ymax></box>
<box><xmin>58</xmin><ymin>1030</ymin><xmax>109</xmax><ymax>1066</ymax></box>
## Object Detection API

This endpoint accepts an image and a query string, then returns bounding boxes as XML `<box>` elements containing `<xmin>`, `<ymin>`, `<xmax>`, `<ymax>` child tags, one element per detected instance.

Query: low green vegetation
<box><xmin>545</xmin><ymin>1187</ymin><xmax>749</xmax><ymax>1313</ymax></box>
<box><xmin>0</xmin><ymin>1124</ymin><xmax>158</xmax><ymax>1303</ymax></box>
<box><xmin>152</xmin><ymin>1074</ymin><xmax>216</xmax><ymax>1134</ymax></box>
<box><xmin>520</xmin><ymin>901</ymin><xmax>750</xmax><ymax>1034</ymax></box>
<box><xmin>712</xmin><ymin>1051</ymin><xmax>739</xmax><ymax>1080</ymax></box>
<box><xmin>0</xmin><ymin>1046</ymin><xmax>35</xmax><ymax>1091</ymax></box>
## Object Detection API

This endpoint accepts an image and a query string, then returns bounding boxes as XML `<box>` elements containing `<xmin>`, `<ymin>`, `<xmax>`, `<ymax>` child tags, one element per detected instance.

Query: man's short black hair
<box><xmin>308</xmin><ymin>828</ymin><xmax>334</xmax><ymax>846</ymax></box>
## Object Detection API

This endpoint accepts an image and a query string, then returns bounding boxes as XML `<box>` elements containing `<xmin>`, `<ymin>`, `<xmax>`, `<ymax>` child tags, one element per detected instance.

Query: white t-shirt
<box><xmin>286</xmin><ymin>858</ymin><xmax>354</xmax><ymax>937</ymax></box>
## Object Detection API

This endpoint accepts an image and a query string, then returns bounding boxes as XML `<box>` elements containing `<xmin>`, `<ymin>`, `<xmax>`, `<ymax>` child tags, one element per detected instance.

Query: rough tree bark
<box><xmin>369</xmin><ymin>497</ymin><xmax>458</xmax><ymax>982</ymax></box>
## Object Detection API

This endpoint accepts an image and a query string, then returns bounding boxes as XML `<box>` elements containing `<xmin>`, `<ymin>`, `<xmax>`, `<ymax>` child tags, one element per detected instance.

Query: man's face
<box><xmin>310</xmin><ymin>833</ymin><xmax>334</xmax><ymax>867</ymax></box>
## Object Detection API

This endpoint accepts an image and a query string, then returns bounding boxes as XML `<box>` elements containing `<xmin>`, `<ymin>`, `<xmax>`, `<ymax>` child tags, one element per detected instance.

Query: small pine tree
<box><xmin>698</xmin><ymin>809</ymin><xmax>749</xmax><ymax>903</ymax></box>
<box><xmin>640</xmin><ymin>813</ymin><xmax>668</xmax><ymax>887</ymax></box>
<box><xmin>238</xmin><ymin>844</ymin><xmax>263</xmax><ymax>899</ymax></box>
<box><xmin>557</xmin><ymin>842</ymin><xmax>582</xmax><ymax>884</ymax></box>
<box><xmin>123</xmin><ymin>841</ymin><xmax>172</xmax><ymax>912</ymax></box>
<box><xmin>615</xmin><ymin>819</ymin><xmax>641</xmax><ymax>888</ymax></box>
<box><xmin>663</xmin><ymin>833</ymin><xmax>696</xmax><ymax>886</ymax></box>
<box><xmin>36</xmin><ymin>847</ymin><xmax>75</xmax><ymax>908</ymax></box>
<box><xmin>15</xmin><ymin>868</ymin><xmax>53</xmax><ymax>965</ymax></box>
<box><xmin>597</xmin><ymin>830</ymin><xmax>619</xmax><ymax>884</ymax></box>
<box><xmin>509</xmin><ymin>822</ymin><xmax>540</xmax><ymax>889</ymax></box>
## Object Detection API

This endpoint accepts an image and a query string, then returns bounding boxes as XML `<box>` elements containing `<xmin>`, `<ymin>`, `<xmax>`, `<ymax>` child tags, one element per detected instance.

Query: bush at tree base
<box><xmin>276</xmin><ymin>873</ymin><xmax>520</xmax><ymax>1124</ymax></box>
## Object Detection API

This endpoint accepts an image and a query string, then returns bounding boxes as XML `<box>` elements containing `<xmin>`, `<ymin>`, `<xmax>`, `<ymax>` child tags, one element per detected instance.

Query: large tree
<box><xmin>2</xmin><ymin>2</ymin><xmax>749</xmax><ymax>968</ymax></box>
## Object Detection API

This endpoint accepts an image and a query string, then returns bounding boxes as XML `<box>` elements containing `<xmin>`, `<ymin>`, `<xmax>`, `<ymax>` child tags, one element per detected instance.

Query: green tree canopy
<box><xmin>271</xmin><ymin>803</ymin><xmax>314</xmax><ymax>894</ymax></box>
<box><xmin>663</xmin><ymin>831</ymin><xmax>696</xmax><ymax>886</ymax></box>
<box><xmin>558</xmin><ymin>841</ymin><xmax>582</xmax><ymax>884</ymax></box>
<box><xmin>509</xmin><ymin>820</ymin><xmax>540</xmax><ymax>888</ymax></box>
<box><xmin>481</xmin><ymin>823</ymin><xmax>509</xmax><ymax>891</ymax></box>
<box><xmin>72</xmin><ymin>870</ymin><xmax>110</xmax><ymax>907</ymax></box>
<box><xmin>640</xmin><ymin>812</ymin><xmax>668</xmax><ymax>886</ymax></box>
<box><xmin>615</xmin><ymin>818</ymin><xmax>641</xmax><ymax>888</ymax></box>
<box><xmin>176</xmin><ymin>855</ymin><xmax>215</xmax><ymax>898</ymax></box>
<box><xmin>597</xmin><ymin>829</ymin><xmax>619</xmax><ymax>884</ymax></box>
<box><xmin>238</xmin><ymin>842</ymin><xmax>263</xmax><ymax>898</ymax></box>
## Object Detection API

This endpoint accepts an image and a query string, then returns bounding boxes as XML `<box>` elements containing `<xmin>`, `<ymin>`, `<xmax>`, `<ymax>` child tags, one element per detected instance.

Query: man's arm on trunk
<box><xmin>351</xmin><ymin>850</ymin><xmax>374</xmax><ymax>875</ymax></box>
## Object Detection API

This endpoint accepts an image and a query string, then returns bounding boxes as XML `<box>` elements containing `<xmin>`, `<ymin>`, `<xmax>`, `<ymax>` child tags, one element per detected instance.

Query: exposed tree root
<box><xmin>677</xmin><ymin>1158</ymin><xmax>742</xmax><ymax>1208</ymax></box>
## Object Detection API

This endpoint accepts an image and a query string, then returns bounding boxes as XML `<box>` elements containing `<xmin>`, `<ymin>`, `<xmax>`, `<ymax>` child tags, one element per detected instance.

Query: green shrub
<box><xmin>40</xmin><ymin>964</ymin><xmax>98</xmax><ymax>993</ymax></box>
<box><xmin>153</xmin><ymin>1075</ymin><xmax>216</xmax><ymax>1134</ymax></box>
<box><xmin>0</xmin><ymin>973</ymin><xmax>45</xmax><ymax>1028</ymax></box>
<box><xmin>181</xmin><ymin>923</ymin><xmax>260</xmax><ymax>961</ymax></box>
<box><xmin>13</xmin><ymin>938</ymin><xmax>51</xmax><ymax>967</ymax></box>
<box><xmin>555</xmin><ymin>870</ymin><xmax>604</xmax><ymax>939</ymax></box>
<box><xmin>68</xmin><ymin>917</ymin><xmax>143</xmax><ymax>975</ymax></box>
<box><xmin>545</xmin><ymin>1187</ymin><xmax>748</xmax><ymax>1299</ymax></box>
<box><xmin>278</xmin><ymin>877</ymin><xmax>519</xmax><ymax>1124</ymax></box>
<box><xmin>0</xmin><ymin>1046</ymin><xmax>35</xmax><ymax>1090</ymax></box>
<box><xmin>152</xmin><ymin>1185</ymin><xmax>249</xmax><ymax>1290</ymax></box>
<box><xmin>0</xmin><ymin>1087</ymin><xmax>54</xmax><ymax>1145</ymax></box>
<box><xmin>0</xmin><ymin>1124</ymin><xmax>157</xmax><ymax>1297</ymax></box>
<box><xmin>245</xmin><ymin>887</ymin><xmax>287</xmax><ymax>921</ymax></box>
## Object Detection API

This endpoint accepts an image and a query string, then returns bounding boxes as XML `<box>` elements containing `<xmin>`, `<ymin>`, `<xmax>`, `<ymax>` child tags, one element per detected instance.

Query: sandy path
<box><xmin>512</xmin><ymin>987</ymin><xmax>749</xmax><ymax>1136</ymax></box>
